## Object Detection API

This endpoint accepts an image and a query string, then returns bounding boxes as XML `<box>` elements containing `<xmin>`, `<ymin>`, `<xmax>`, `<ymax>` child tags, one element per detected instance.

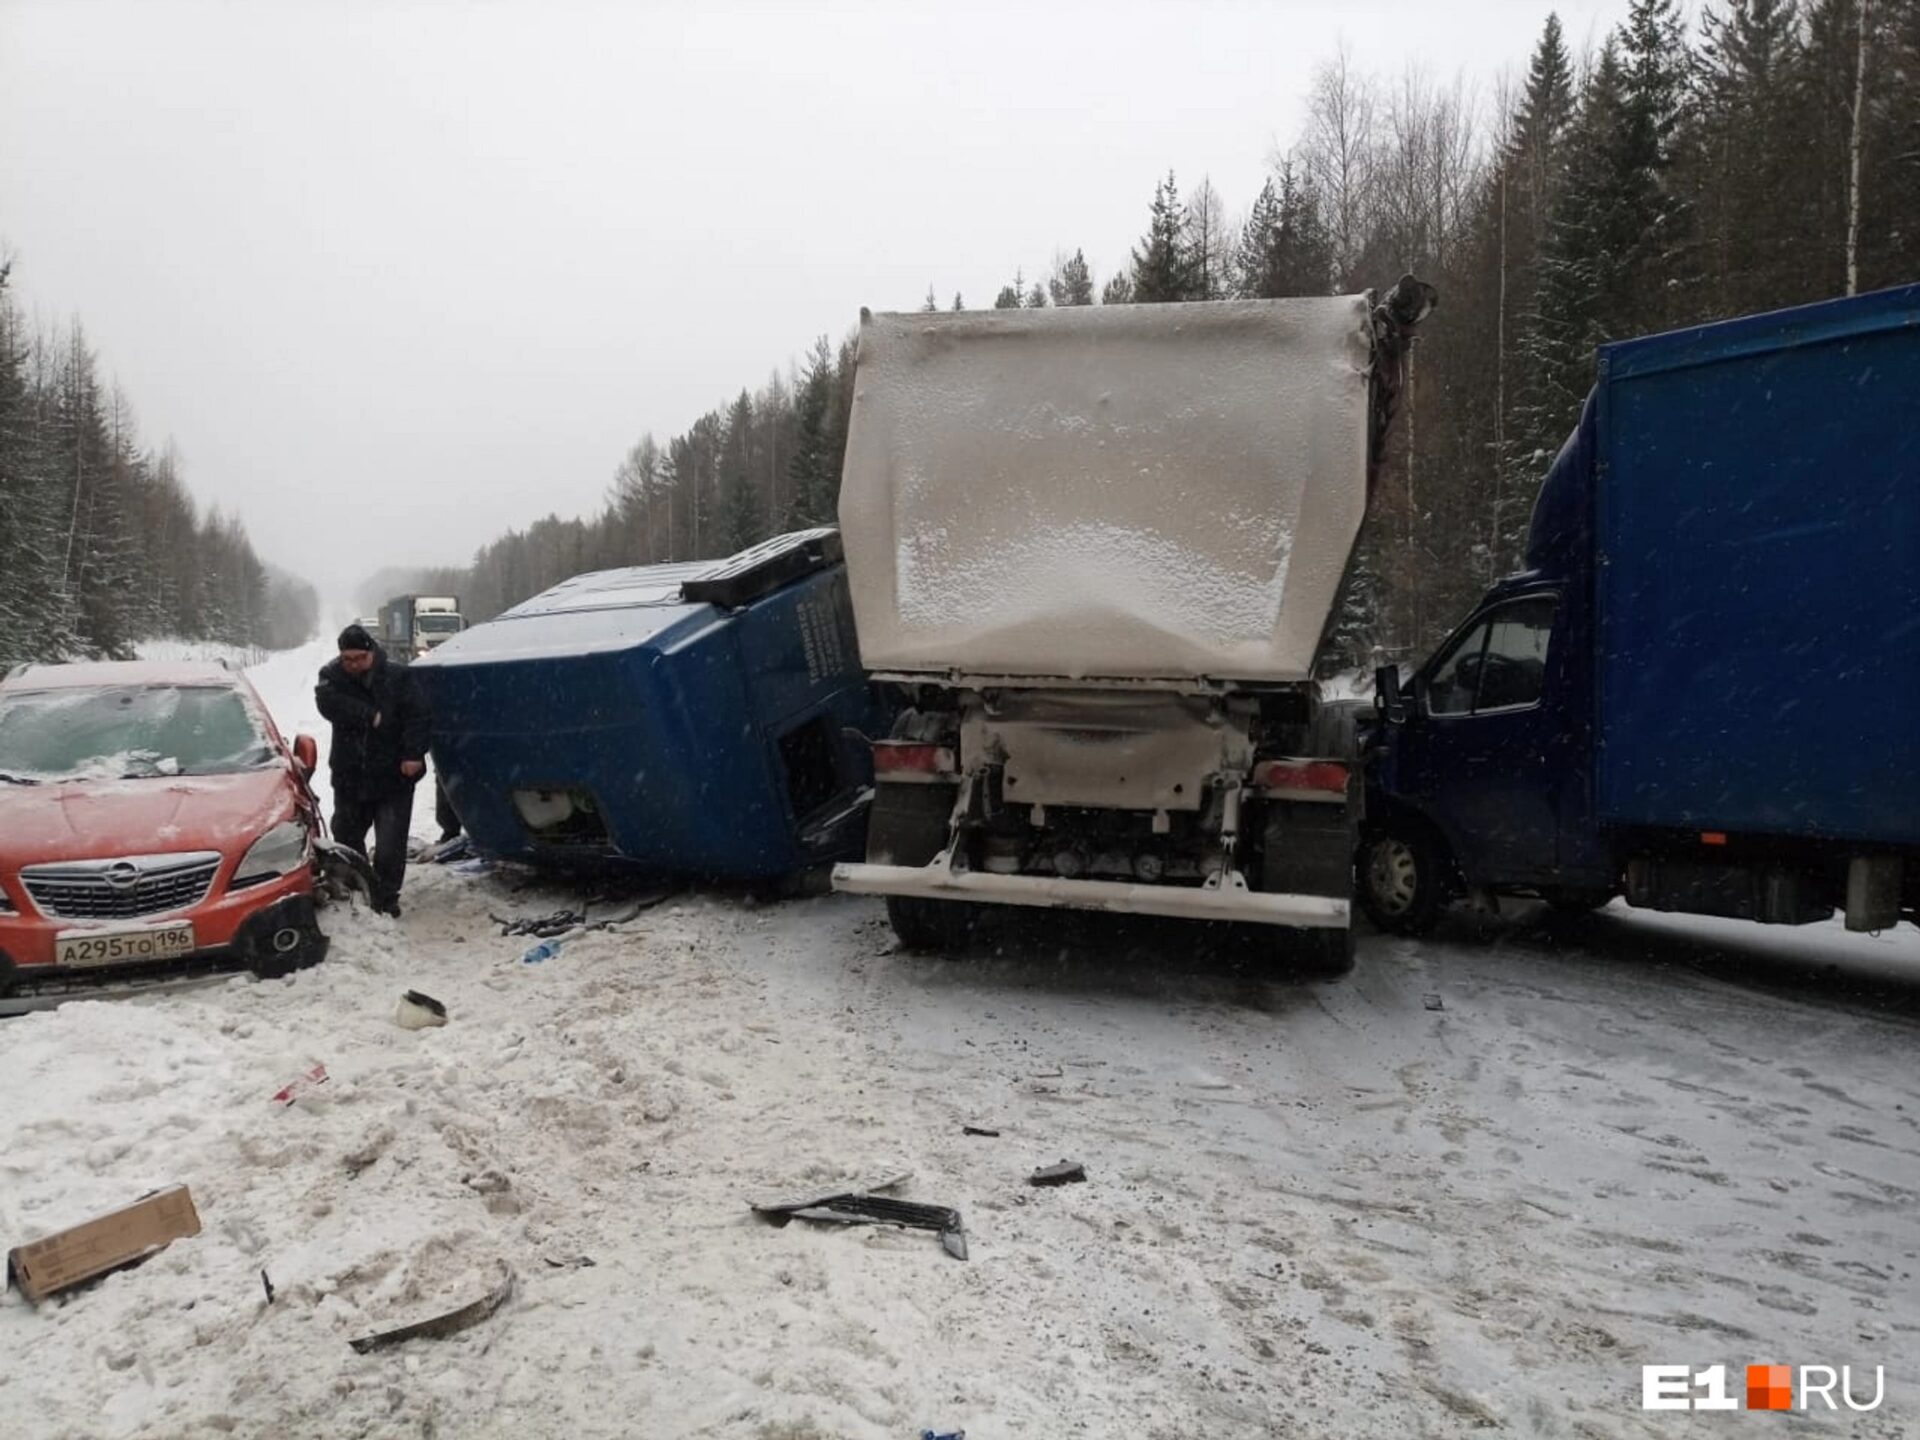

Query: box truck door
<box><xmin>1407</xmin><ymin>593</ymin><xmax>1563</xmax><ymax>885</ymax></box>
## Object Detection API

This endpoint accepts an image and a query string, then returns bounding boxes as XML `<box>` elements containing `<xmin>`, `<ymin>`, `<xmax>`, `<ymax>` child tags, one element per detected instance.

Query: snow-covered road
<box><xmin>1</xmin><ymin>646</ymin><xmax>1916</xmax><ymax>1438</ymax></box>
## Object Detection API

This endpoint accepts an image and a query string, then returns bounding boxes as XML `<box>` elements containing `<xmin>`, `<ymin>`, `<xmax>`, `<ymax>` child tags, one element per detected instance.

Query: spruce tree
<box><xmin>1129</xmin><ymin>171</ymin><xmax>1199</xmax><ymax>301</ymax></box>
<box><xmin>1696</xmin><ymin>0</ymin><xmax>1806</xmax><ymax>312</ymax></box>
<box><xmin>786</xmin><ymin>338</ymin><xmax>835</xmax><ymax>527</ymax></box>
<box><xmin>1236</xmin><ymin>164</ymin><xmax>1336</xmax><ymax>297</ymax></box>
<box><xmin>1049</xmin><ymin>249</ymin><xmax>1095</xmax><ymax>306</ymax></box>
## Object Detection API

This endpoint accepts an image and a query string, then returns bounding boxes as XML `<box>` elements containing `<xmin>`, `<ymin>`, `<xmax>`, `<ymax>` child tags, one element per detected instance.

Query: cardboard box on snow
<box><xmin>7</xmin><ymin>1185</ymin><xmax>201</xmax><ymax>1303</ymax></box>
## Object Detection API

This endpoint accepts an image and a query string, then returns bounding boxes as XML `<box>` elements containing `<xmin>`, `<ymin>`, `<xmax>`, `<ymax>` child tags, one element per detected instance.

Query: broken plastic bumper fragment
<box><xmin>752</xmin><ymin>1189</ymin><xmax>968</xmax><ymax>1261</ymax></box>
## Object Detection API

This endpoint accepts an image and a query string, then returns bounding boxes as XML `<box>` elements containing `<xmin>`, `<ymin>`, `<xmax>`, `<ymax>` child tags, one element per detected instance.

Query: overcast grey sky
<box><xmin>0</xmin><ymin>0</ymin><xmax>1633</xmax><ymax>609</ymax></box>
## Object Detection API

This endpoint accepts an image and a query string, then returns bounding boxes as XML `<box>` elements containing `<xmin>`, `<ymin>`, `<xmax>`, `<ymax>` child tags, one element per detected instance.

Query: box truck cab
<box><xmin>1362</xmin><ymin>285</ymin><xmax>1920</xmax><ymax>937</ymax></box>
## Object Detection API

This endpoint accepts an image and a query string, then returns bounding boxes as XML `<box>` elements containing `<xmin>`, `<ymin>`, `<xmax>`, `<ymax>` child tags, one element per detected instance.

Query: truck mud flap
<box><xmin>864</xmin><ymin>783</ymin><xmax>958</xmax><ymax>868</ymax></box>
<box><xmin>1261</xmin><ymin>800</ymin><xmax>1356</xmax><ymax>900</ymax></box>
<box><xmin>833</xmin><ymin>861</ymin><xmax>1348</xmax><ymax>929</ymax></box>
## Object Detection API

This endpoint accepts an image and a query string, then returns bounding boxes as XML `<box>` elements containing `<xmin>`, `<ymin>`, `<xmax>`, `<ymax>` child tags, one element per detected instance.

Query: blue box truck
<box><xmin>1361</xmin><ymin>284</ymin><xmax>1919</xmax><ymax>936</ymax></box>
<box><xmin>410</xmin><ymin>530</ymin><xmax>887</xmax><ymax>881</ymax></box>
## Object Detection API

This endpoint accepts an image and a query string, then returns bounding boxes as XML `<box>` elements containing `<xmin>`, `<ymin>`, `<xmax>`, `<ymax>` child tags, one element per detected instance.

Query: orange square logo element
<box><xmin>1748</xmin><ymin>1365</ymin><xmax>1792</xmax><ymax>1410</ymax></box>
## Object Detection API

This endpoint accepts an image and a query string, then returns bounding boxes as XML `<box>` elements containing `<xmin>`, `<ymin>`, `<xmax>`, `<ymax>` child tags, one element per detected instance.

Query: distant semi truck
<box><xmin>380</xmin><ymin>594</ymin><xmax>465</xmax><ymax>661</ymax></box>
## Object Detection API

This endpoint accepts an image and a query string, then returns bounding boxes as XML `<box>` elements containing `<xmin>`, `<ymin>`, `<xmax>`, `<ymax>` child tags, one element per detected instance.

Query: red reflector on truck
<box><xmin>872</xmin><ymin>742</ymin><xmax>957</xmax><ymax>776</ymax></box>
<box><xmin>1252</xmin><ymin>760</ymin><xmax>1349</xmax><ymax>795</ymax></box>
<box><xmin>1701</xmin><ymin>831</ymin><xmax>1728</xmax><ymax>846</ymax></box>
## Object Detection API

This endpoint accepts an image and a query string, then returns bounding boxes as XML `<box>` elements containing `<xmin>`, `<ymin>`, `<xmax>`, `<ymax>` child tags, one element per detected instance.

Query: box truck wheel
<box><xmin>886</xmin><ymin>896</ymin><xmax>974</xmax><ymax>953</ymax></box>
<box><xmin>1359</xmin><ymin>822</ymin><xmax>1449</xmax><ymax>935</ymax></box>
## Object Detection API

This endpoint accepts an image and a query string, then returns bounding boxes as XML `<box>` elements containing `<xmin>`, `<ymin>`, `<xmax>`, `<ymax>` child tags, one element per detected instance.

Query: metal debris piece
<box><xmin>1423</xmin><ymin>993</ymin><xmax>1444</xmax><ymax>1012</ymax></box>
<box><xmin>961</xmin><ymin>1125</ymin><xmax>1000</xmax><ymax>1138</ymax></box>
<box><xmin>347</xmin><ymin>1263</ymin><xmax>515</xmax><ymax>1354</ymax></box>
<box><xmin>1028</xmin><ymin>1161</ymin><xmax>1086</xmax><ymax>1187</ymax></box>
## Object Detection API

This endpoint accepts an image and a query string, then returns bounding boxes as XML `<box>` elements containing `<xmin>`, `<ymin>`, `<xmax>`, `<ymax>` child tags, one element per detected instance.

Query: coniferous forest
<box><xmin>12</xmin><ymin>2</ymin><xmax>1916</xmax><ymax>674</ymax></box>
<box><xmin>0</xmin><ymin>265</ymin><xmax>318</xmax><ymax>666</ymax></box>
<box><xmin>429</xmin><ymin>1</ymin><xmax>1918</xmax><ymax>672</ymax></box>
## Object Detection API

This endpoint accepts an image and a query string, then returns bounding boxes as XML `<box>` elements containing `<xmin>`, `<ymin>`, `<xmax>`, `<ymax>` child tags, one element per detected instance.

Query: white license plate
<box><xmin>56</xmin><ymin>923</ymin><xmax>197</xmax><ymax>968</ymax></box>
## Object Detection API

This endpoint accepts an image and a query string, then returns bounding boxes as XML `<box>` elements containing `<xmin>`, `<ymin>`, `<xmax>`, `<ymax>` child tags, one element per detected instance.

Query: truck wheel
<box><xmin>886</xmin><ymin>896</ymin><xmax>972</xmax><ymax>953</ymax></box>
<box><xmin>1286</xmin><ymin>924</ymin><xmax>1355</xmax><ymax>978</ymax></box>
<box><xmin>1359</xmin><ymin>823</ymin><xmax>1447</xmax><ymax>935</ymax></box>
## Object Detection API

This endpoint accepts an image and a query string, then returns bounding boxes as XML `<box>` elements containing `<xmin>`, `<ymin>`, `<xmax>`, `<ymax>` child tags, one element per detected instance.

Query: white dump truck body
<box><xmin>837</xmin><ymin>296</ymin><xmax>1376</xmax><ymax>687</ymax></box>
<box><xmin>832</xmin><ymin>285</ymin><xmax>1432</xmax><ymax>957</ymax></box>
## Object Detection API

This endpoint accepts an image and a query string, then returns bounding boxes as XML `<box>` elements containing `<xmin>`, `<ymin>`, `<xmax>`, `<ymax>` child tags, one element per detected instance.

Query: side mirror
<box><xmin>292</xmin><ymin>734</ymin><xmax>318</xmax><ymax>777</ymax></box>
<box><xmin>1374</xmin><ymin>664</ymin><xmax>1407</xmax><ymax>726</ymax></box>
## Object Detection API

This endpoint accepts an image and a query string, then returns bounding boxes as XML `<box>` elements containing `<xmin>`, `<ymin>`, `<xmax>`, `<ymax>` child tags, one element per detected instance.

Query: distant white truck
<box><xmin>380</xmin><ymin>594</ymin><xmax>465</xmax><ymax>661</ymax></box>
<box><xmin>830</xmin><ymin>281</ymin><xmax>1434</xmax><ymax>971</ymax></box>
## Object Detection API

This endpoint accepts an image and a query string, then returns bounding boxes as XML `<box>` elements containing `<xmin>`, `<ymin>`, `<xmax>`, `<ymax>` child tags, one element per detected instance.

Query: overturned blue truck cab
<box><xmin>411</xmin><ymin>530</ymin><xmax>887</xmax><ymax>880</ymax></box>
<box><xmin>1361</xmin><ymin>284</ymin><xmax>1920</xmax><ymax>937</ymax></box>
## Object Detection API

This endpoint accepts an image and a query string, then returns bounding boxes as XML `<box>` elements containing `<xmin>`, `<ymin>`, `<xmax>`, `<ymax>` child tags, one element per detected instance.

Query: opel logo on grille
<box><xmin>103</xmin><ymin>861</ymin><xmax>142</xmax><ymax>891</ymax></box>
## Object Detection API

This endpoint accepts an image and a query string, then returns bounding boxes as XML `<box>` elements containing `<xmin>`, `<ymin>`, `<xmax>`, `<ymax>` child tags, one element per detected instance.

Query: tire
<box><xmin>886</xmin><ymin>895</ymin><xmax>973</xmax><ymax>953</ymax></box>
<box><xmin>1287</xmin><ymin>923</ymin><xmax>1356</xmax><ymax>978</ymax></box>
<box><xmin>249</xmin><ymin>926</ymin><xmax>329</xmax><ymax>981</ymax></box>
<box><xmin>1358</xmin><ymin>821</ymin><xmax>1449</xmax><ymax>936</ymax></box>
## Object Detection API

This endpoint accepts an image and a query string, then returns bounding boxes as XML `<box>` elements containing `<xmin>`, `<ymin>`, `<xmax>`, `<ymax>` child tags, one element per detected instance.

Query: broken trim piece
<box><xmin>752</xmin><ymin>1189</ymin><xmax>968</xmax><ymax>1261</ymax></box>
<box><xmin>347</xmin><ymin>1262</ymin><xmax>515</xmax><ymax>1354</ymax></box>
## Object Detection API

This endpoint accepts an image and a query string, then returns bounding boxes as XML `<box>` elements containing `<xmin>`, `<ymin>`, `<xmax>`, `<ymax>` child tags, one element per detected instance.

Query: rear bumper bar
<box><xmin>832</xmin><ymin>861</ymin><xmax>1348</xmax><ymax>928</ymax></box>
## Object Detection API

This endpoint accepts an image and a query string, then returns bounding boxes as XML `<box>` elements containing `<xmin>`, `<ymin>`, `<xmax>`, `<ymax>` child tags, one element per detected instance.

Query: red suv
<box><xmin>0</xmin><ymin>660</ymin><xmax>330</xmax><ymax>990</ymax></box>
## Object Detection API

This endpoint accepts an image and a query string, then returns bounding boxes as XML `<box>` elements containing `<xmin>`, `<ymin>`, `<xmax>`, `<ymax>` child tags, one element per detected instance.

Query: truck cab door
<box><xmin>1399</xmin><ymin>593</ymin><xmax>1564</xmax><ymax>887</ymax></box>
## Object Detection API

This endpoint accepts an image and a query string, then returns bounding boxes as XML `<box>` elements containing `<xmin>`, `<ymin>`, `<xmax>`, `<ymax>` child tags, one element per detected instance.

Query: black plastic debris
<box><xmin>490</xmin><ymin>895</ymin><xmax>667</xmax><ymax>939</ymax></box>
<box><xmin>491</xmin><ymin>908</ymin><xmax>587</xmax><ymax>939</ymax></box>
<box><xmin>752</xmin><ymin>1186</ymin><xmax>968</xmax><ymax>1261</ymax></box>
<box><xmin>1028</xmin><ymin>1161</ymin><xmax>1086</xmax><ymax>1187</ymax></box>
<box><xmin>348</xmin><ymin>1263</ymin><xmax>514</xmax><ymax>1354</ymax></box>
<box><xmin>961</xmin><ymin>1126</ymin><xmax>1000</xmax><ymax>1138</ymax></box>
<box><xmin>1423</xmin><ymin>994</ymin><xmax>1444</xmax><ymax>1012</ymax></box>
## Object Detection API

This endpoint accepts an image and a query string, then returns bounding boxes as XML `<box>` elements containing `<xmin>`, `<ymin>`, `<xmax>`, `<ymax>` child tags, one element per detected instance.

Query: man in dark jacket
<box><xmin>316</xmin><ymin>623</ymin><xmax>430</xmax><ymax>916</ymax></box>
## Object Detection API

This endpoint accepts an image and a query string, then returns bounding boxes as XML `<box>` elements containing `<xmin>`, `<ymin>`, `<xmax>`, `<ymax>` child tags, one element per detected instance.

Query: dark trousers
<box><xmin>332</xmin><ymin>788</ymin><xmax>415</xmax><ymax>909</ymax></box>
<box><xmin>434</xmin><ymin>778</ymin><xmax>462</xmax><ymax>840</ymax></box>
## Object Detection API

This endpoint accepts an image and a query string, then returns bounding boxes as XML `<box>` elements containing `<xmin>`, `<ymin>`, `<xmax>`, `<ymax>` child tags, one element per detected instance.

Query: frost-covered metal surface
<box><xmin>839</xmin><ymin>297</ymin><xmax>1375</xmax><ymax>684</ymax></box>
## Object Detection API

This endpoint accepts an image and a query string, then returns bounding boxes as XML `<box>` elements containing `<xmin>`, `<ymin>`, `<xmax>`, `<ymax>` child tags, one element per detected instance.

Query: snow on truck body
<box><xmin>833</xmin><ymin>288</ymin><xmax>1432</xmax><ymax>961</ymax></box>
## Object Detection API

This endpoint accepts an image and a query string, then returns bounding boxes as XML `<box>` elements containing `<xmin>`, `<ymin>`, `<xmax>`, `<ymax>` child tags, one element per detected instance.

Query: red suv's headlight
<box><xmin>235</xmin><ymin>822</ymin><xmax>310</xmax><ymax>884</ymax></box>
